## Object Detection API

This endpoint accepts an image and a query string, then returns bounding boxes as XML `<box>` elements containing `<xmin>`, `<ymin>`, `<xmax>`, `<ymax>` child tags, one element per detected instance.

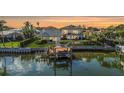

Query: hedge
<box><xmin>20</xmin><ymin>37</ymin><xmax>35</xmax><ymax>47</ymax></box>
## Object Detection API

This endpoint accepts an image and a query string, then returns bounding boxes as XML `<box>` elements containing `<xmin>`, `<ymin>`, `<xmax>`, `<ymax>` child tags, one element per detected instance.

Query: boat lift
<box><xmin>48</xmin><ymin>44</ymin><xmax>73</xmax><ymax>59</ymax></box>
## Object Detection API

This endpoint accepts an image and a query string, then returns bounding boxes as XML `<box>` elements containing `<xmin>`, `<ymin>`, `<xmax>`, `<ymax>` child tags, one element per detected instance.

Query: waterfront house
<box><xmin>83</xmin><ymin>28</ymin><xmax>101</xmax><ymax>39</ymax></box>
<box><xmin>0</xmin><ymin>29</ymin><xmax>24</xmax><ymax>41</ymax></box>
<box><xmin>61</xmin><ymin>25</ymin><xmax>84</xmax><ymax>40</ymax></box>
<box><xmin>37</xmin><ymin>26</ymin><xmax>61</xmax><ymax>42</ymax></box>
<box><xmin>115</xmin><ymin>45</ymin><xmax>124</xmax><ymax>53</ymax></box>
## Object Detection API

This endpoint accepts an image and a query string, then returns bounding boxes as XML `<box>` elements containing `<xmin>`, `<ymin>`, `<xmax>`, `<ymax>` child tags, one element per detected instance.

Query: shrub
<box><xmin>35</xmin><ymin>40</ymin><xmax>47</xmax><ymax>44</ymax></box>
<box><xmin>20</xmin><ymin>37</ymin><xmax>35</xmax><ymax>47</ymax></box>
<box><xmin>15</xmin><ymin>34</ymin><xmax>24</xmax><ymax>41</ymax></box>
<box><xmin>41</xmin><ymin>40</ymin><xmax>47</xmax><ymax>44</ymax></box>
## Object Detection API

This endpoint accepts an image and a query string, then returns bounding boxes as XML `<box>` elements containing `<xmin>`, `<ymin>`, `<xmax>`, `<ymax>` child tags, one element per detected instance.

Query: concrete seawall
<box><xmin>0</xmin><ymin>46</ymin><xmax>116</xmax><ymax>54</ymax></box>
<box><xmin>72</xmin><ymin>46</ymin><xmax>115</xmax><ymax>52</ymax></box>
<box><xmin>0</xmin><ymin>48</ymin><xmax>48</xmax><ymax>54</ymax></box>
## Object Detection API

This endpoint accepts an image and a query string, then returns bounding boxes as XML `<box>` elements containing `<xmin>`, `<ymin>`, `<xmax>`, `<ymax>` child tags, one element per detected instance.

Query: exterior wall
<box><xmin>62</xmin><ymin>29</ymin><xmax>81</xmax><ymax>34</ymax></box>
<box><xmin>42</xmin><ymin>36</ymin><xmax>60</xmax><ymax>41</ymax></box>
<box><xmin>42</xmin><ymin>37</ymin><xmax>49</xmax><ymax>40</ymax></box>
<box><xmin>72</xmin><ymin>30</ymin><xmax>81</xmax><ymax>34</ymax></box>
<box><xmin>5</xmin><ymin>33</ymin><xmax>23</xmax><ymax>40</ymax></box>
<box><xmin>51</xmin><ymin>37</ymin><xmax>60</xmax><ymax>41</ymax></box>
<box><xmin>0</xmin><ymin>29</ymin><xmax>23</xmax><ymax>41</ymax></box>
<box><xmin>6</xmin><ymin>34</ymin><xmax>16</xmax><ymax>40</ymax></box>
<box><xmin>62</xmin><ymin>30</ymin><xmax>68</xmax><ymax>34</ymax></box>
<box><xmin>39</xmin><ymin>28</ymin><xmax>61</xmax><ymax>41</ymax></box>
<box><xmin>67</xmin><ymin>35</ymin><xmax>83</xmax><ymax>40</ymax></box>
<box><xmin>61</xmin><ymin>29</ymin><xmax>83</xmax><ymax>40</ymax></box>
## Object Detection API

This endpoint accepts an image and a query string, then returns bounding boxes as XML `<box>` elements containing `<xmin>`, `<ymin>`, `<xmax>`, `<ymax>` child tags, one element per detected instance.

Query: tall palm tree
<box><xmin>36</xmin><ymin>22</ymin><xmax>40</xmax><ymax>28</ymax></box>
<box><xmin>0</xmin><ymin>20</ymin><xmax>6</xmax><ymax>47</ymax></box>
<box><xmin>22</xmin><ymin>21</ymin><xmax>34</xmax><ymax>38</ymax></box>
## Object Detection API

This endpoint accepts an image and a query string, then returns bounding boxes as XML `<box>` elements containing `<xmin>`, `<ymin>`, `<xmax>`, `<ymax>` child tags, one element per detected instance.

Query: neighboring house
<box><xmin>0</xmin><ymin>29</ymin><xmax>24</xmax><ymax>40</ymax></box>
<box><xmin>61</xmin><ymin>25</ymin><xmax>84</xmax><ymax>40</ymax></box>
<box><xmin>84</xmin><ymin>29</ymin><xmax>102</xmax><ymax>38</ymax></box>
<box><xmin>37</xmin><ymin>27</ymin><xmax>61</xmax><ymax>42</ymax></box>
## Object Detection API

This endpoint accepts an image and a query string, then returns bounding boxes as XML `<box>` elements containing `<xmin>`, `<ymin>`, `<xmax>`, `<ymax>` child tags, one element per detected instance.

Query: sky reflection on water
<box><xmin>0</xmin><ymin>52</ymin><xmax>124</xmax><ymax>76</ymax></box>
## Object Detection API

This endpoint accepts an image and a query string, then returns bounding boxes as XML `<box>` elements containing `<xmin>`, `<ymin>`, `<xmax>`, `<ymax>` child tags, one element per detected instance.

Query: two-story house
<box><xmin>61</xmin><ymin>25</ymin><xmax>84</xmax><ymax>40</ymax></box>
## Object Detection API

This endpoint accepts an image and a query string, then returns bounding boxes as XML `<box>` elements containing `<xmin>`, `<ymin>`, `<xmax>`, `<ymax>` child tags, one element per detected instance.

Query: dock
<box><xmin>48</xmin><ymin>45</ymin><xmax>73</xmax><ymax>59</ymax></box>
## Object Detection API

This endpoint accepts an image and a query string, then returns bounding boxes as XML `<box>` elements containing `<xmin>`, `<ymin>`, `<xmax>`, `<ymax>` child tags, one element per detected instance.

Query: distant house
<box><xmin>0</xmin><ymin>29</ymin><xmax>24</xmax><ymax>40</ymax></box>
<box><xmin>61</xmin><ymin>25</ymin><xmax>84</xmax><ymax>40</ymax></box>
<box><xmin>84</xmin><ymin>28</ymin><xmax>101</xmax><ymax>38</ymax></box>
<box><xmin>37</xmin><ymin>27</ymin><xmax>61</xmax><ymax>42</ymax></box>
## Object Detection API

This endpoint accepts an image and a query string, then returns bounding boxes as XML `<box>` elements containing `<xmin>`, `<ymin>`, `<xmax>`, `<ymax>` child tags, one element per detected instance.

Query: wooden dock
<box><xmin>48</xmin><ymin>45</ymin><xmax>73</xmax><ymax>59</ymax></box>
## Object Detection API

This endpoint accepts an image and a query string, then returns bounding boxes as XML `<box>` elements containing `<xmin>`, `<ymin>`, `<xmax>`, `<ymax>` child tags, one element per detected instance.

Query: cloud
<box><xmin>1</xmin><ymin>16</ymin><xmax>124</xmax><ymax>28</ymax></box>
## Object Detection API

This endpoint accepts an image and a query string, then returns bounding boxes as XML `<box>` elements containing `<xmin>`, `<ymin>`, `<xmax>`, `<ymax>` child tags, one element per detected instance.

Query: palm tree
<box><xmin>36</xmin><ymin>22</ymin><xmax>40</xmax><ymax>28</ymax></box>
<box><xmin>22</xmin><ymin>21</ymin><xmax>34</xmax><ymax>38</ymax></box>
<box><xmin>0</xmin><ymin>20</ymin><xmax>6</xmax><ymax>47</ymax></box>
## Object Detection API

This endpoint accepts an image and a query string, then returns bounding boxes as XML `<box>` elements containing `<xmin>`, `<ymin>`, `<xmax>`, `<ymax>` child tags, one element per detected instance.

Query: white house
<box><xmin>115</xmin><ymin>45</ymin><xmax>124</xmax><ymax>53</ymax></box>
<box><xmin>61</xmin><ymin>25</ymin><xmax>84</xmax><ymax>40</ymax></box>
<box><xmin>0</xmin><ymin>29</ymin><xmax>24</xmax><ymax>40</ymax></box>
<box><xmin>37</xmin><ymin>26</ymin><xmax>61</xmax><ymax>42</ymax></box>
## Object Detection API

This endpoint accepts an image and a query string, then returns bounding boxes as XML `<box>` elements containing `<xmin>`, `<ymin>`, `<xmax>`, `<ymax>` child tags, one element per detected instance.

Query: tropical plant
<box><xmin>0</xmin><ymin>20</ymin><xmax>7</xmax><ymax>47</ymax></box>
<box><xmin>22</xmin><ymin>21</ymin><xmax>35</xmax><ymax>38</ymax></box>
<box><xmin>87</xmin><ymin>26</ymin><xmax>99</xmax><ymax>31</ymax></box>
<box><xmin>36</xmin><ymin>22</ymin><xmax>40</xmax><ymax>27</ymax></box>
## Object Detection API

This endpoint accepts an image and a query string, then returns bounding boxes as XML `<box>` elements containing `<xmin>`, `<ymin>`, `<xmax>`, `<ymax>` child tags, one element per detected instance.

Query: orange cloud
<box><xmin>1</xmin><ymin>16</ymin><xmax>124</xmax><ymax>28</ymax></box>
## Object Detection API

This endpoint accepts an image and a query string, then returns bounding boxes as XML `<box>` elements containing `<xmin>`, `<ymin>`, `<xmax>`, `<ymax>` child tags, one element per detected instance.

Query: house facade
<box><xmin>61</xmin><ymin>25</ymin><xmax>84</xmax><ymax>40</ymax></box>
<box><xmin>0</xmin><ymin>29</ymin><xmax>24</xmax><ymax>40</ymax></box>
<box><xmin>37</xmin><ymin>27</ymin><xmax>61</xmax><ymax>42</ymax></box>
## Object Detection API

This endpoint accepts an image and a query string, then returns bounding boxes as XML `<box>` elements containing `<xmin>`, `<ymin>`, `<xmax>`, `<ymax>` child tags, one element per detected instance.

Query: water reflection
<box><xmin>52</xmin><ymin>59</ymin><xmax>72</xmax><ymax>76</ymax></box>
<box><xmin>0</xmin><ymin>52</ymin><xmax>124</xmax><ymax>76</ymax></box>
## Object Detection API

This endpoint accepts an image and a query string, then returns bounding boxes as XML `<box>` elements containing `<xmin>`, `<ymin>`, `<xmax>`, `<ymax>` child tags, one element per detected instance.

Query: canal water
<box><xmin>0</xmin><ymin>52</ymin><xmax>124</xmax><ymax>76</ymax></box>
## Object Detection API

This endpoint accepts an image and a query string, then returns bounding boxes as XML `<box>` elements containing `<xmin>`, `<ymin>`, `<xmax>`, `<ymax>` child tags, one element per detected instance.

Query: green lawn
<box><xmin>60</xmin><ymin>40</ymin><xmax>99</xmax><ymax>46</ymax></box>
<box><xmin>74</xmin><ymin>52</ymin><xmax>117</xmax><ymax>59</ymax></box>
<box><xmin>0</xmin><ymin>39</ymin><xmax>100</xmax><ymax>48</ymax></box>
<box><xmin>26</xmin><ymin>41</ymin><xmax>55</xmax><ymax>48</ymax></box>
<box><xmin>26</xmin><ymin>40</ymin><xmax>95</xmax><ymax>48</ymax></box>
<box><xmin>60</xmin><ymin>40</ymin><xmax>86</xmax><ymax>44</ymax></box>
<box><xmin>0</xmin><ymin>42</ymin><xmax>20</xmax><ymax>48</ymax></box>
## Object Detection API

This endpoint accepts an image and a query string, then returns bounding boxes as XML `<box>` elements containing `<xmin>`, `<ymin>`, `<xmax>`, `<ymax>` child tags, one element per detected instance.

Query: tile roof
<box><xmin>61</xmin><ymin>25</ymin><xmax>82</xmax><ymax>30</ymax></box>
<box><xmin>40</xmin><ymin>27</ymin><xmax>61</xmax><ymax>37</ymax></box>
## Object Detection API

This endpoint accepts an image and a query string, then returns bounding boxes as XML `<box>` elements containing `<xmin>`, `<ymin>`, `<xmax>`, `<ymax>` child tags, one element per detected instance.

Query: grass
<box><xmin>0</xmin><ymin>39</ymin><xmax>100</xmax><ymax>48</ymax></box>
<box><xmin>60</xmin><ymin>40</ymin><xmax>99</xmax><ymax>46</ymax></box>
<box><xmin>0</xmin><ymin>42</ymin><xmax>20</xmax><ymax>48</ymax></box>
<box><xmin>26</xmin><ymin>41</ymin><xmax>55</xmax><ymax>48</ymax></box>
<box><xmin>74</xmin><ymin>52</ymin><xmax>117</xmax><ymax>59</ymax></box>
<box><xmin>26</xmin><ymin>39</ymin><xmax>100</xmax><ymax>48</ymax></box>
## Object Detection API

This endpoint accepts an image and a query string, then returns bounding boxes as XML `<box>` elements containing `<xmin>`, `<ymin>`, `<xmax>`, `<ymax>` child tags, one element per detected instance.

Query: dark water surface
<box><xmin>0</xmin><ymin>52</ymin><xmax>124</xmax><ymax>76</ymax></box>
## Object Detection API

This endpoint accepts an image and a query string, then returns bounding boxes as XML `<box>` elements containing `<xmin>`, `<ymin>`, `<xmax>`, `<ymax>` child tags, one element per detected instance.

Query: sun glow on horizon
<box><xmin>1</xmin><ymin>16</ymin><xmax>124</xmax><ymax>28</ymax></box>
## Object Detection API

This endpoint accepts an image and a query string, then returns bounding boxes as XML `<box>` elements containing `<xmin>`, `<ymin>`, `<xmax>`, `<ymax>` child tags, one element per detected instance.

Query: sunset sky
<box><xmin>1</xmin><ymin>16</ymin><xmax>124</xmax><ymax>28</ymax></box>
